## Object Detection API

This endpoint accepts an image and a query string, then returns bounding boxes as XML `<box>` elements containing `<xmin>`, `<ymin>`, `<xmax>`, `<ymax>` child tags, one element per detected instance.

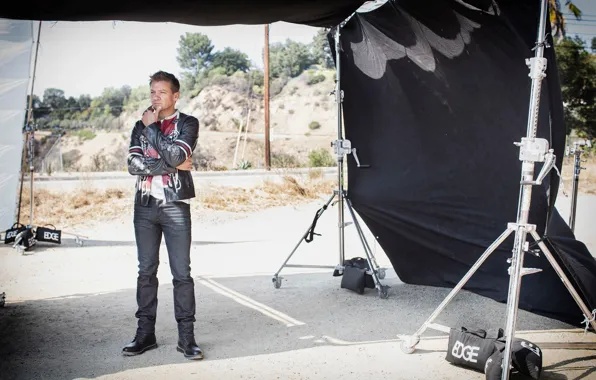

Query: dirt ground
<box><xmin>1</xmin><ymin>184</ymin><xmax>595</xmax><ymax>379</ymax></box>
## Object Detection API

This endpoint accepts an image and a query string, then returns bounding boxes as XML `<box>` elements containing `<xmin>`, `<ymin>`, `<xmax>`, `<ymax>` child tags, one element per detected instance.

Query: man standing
<box><xmin>123</xmin><ymin>70</ymin><xmax>202</xmax><ymax>360</ymax></box>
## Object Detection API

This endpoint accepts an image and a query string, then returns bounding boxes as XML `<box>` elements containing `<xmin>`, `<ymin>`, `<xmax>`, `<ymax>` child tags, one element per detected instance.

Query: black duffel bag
<box><xmin>35</xmin><ymin>224</ymin><xmax>62</xmax><ymax>244</ymax></box>
<box><xmin>485</xmin><ymin>337</ymin><xmax>543</xmax><ymax>380</ymax></box>
<box><xmin>4</xmin><ymin>223</ymin><xmax>26</xmax><ymax>244</ymax></box>
<box><xmin>445</xmin><ymin>327</ymin><xmax>503</xmax><ymax>372</ymax></box>
<box><xmin>14</xmin><ymin>226</ymin><xmax>36</xmax><ymax>250</ymax></box>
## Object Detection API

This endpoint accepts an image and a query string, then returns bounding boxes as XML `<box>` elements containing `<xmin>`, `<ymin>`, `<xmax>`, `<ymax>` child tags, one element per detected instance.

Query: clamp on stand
<box><xmin>332</xmin><ymin>139</ymin><xmax>370</xmax><ymax>168</ymax></box>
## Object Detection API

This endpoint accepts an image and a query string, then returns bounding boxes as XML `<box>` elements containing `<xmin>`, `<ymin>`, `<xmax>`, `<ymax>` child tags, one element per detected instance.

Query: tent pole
<box><xmin>28</xmin><ymin>21</ymin><xmax>42</xmax><ymax>227</ymax></box>
<box><xmin>17</xmin><ymin>20</ymin><xmax>41</xmax><ymax>226</ymax></box>
<box><xmin>264</xmin><ymin>24</ymin><xmax>271</xmax><ymax>171</ymax></box>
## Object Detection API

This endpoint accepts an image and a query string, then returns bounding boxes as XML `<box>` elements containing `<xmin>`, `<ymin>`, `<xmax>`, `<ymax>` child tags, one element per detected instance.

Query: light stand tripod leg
<box><xmin>400</xmin><ymin>228</ymin><xmax>514</xmax><ymax>353</ymax></box>
<box><xmin>345</xmin><ymin>197</ymin><xmax>383</xmax><ymax>275</ymax></box>
<box><xmin>344</xmin><ymin>196</ymin><xmax>389</xmax><ymax>298</ymax></box>
<box><xmin>529</xmin><ymin>230</ymin><xmax>596</xmax><ymax>332</ymax></box>
<box><xmin>338</xmin><ymin>183</ymin><xmax>345</xmax><ymax>266</ymax></box>
<box><xmin>272</xmin><ymin>193</ymin><xmax>336</xmax><ymax>289</ymax></box>
<box><xmin>344</xmin><ymin>196</ymin><xmax>387</xmax><ymax>278</ymax></box>
<box><xmin>354</xmin><ymin>219</ymin><xmax>385</xmax><ymax>279</ymax></box>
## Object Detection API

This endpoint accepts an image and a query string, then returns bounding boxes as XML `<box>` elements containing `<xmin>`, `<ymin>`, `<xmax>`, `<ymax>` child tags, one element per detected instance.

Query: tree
<box><xmin>549</xmin><ymin>0</ymin><xmax>582</xmax><ymax>42</ymax></box>
<box><xmin>88</xmin><ymin>86</ymin><xmax>130</xmax><ymax>118</ymax></box>
<box><xmin>269</xmin><ymin>39</ymin><xmax>314</xmax><ymax>78</ymax></box>
<box><xmin>65</xmin><ymin>96</ymin><xmax>79</xmax><ymax>118</ymax></box>
<box><xmin>177</xmin><ymin>32</ymin><xmax>214</xmax><ymax>77</ymax></box>
<box><xmin>311</xmin><ymin>28</ymin><xmax>334</xmax><ymax>69</ymax></box>
<box><xmin>554</xmin><ymin>37</ymin><xmax>596</xmax><ymax>138</ymax></box>
<box><xmin>43</xmin><ymin>88</ymin><xmax>67</xmax><ymax>119</ymax></box>
<box><xmin>43</xmin><ymin>88</ymin><xmax>66</xmax><ymax>111</ymax></box>
<box><xmin>211</xmin><ymin>47</ymin><xmax>250</xmax><ymax>75</ymax></box>
<box><xmin>77</xmin><ymin>94</ymin><xmax>92</xmax><ymax>110</ymax></box>
<box><xmin>248</xmin><ymin>69</ymin><xmax>264</xmax><ymax>87</ymax></box>
<box><xmin>124</xmin><ymin>85</ymin><xmax>150</xmax><ymax>111</ymax></box>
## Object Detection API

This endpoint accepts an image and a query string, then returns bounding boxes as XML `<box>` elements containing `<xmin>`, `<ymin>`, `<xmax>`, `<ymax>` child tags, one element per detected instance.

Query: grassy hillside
<box><xmin>56</xmin><ymin>69</ymin><xmax>339</xmax><ymax>172</ymax></box>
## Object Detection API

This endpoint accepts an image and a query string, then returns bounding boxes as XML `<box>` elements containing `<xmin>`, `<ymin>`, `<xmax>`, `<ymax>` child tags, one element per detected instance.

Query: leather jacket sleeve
<box><xmin>141</xmin><ymin>116</ymin><xmax>199</xmax><ymax>168</ymax></box>
<box><xmin>127</xmin><ymin>122</ymin><xmax>176</xmax><ymax>176</ymax></box>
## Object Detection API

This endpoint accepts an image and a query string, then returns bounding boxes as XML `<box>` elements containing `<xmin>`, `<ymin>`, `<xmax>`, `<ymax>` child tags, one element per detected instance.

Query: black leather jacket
<box><xmin>127</xmin><ymin>112</ymin><xmax>199</xmax><ymax>206</ymax></box>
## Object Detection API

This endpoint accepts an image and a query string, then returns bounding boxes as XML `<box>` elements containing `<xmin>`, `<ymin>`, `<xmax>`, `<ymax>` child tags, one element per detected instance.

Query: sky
<box><xmin>27</xmin><ymin>0</ymin><xmax>596</xmax><ymax>100</ymax></box>
<box><xmin>564</xmin><ymin>0</ymin><xmax>596</xmax><ymax>45</ymax></box>
<box><xmin>31</xmin><ymin>21</ymin><xmax>319</xmax><ymax>98</ymax></box>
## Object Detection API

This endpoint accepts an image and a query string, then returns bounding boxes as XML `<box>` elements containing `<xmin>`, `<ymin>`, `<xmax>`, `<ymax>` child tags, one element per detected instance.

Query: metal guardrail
<box><xmin>25</xmin><ymin>167</ymin><xmax>339</xmax><ymax>182</ymax></box>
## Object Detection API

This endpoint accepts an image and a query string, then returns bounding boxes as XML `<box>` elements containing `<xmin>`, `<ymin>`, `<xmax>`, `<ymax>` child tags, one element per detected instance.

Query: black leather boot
<box><xmin>177</xmin><ymin>322</ymin><xmax>203</xmax><ymax>360</ymax></box>
<box><xmin>177</xmin><ymin>335</ymin><xmax>204</xmax><ymax>360</ymax></box>
<box><xmin>122</xmin><ymin>333</ymin><xmax>157</xmax><ymax>356</ymax></box>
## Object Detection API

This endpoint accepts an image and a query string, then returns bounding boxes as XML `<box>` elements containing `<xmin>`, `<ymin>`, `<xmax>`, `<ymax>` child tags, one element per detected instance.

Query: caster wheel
<box><xmin>378</xmin><ymin>268</ymin><xmax>386</xmax><ymax>279</ymax></box>
<box><xmin>400</xmin><ymin>340</ymin><xmax>416</xmax><ymax>354</ymax></box>
<box><xmin>272</xmin><ymin>276</ymin><xmax>282</xmax><ymax>289</ymax></box>
<box><xmin>400</xmin><ymin>335</ymin><xmax>420</xmax><ymax>354</ymax></box>
<box><xmin>378</xmin><ymin>285</ymin><xmax>389</xmax><ymax>299</ymax></box>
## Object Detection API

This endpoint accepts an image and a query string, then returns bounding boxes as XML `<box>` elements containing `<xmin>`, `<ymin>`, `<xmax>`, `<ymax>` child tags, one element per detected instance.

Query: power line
<box><xmin>565</xmin><ymin>22</ymin><xmax>596</xmax><ymax>26</ymax></box>
<box><xmin>565</xmin><ymin>16</ymin><xmax>596</xmax><ymax>21</ymax></box>
<box><xmin>563</xmin><ymin>12</ymin><xmax>596</xmax><ymax>18</ymax></box>
<box><xmin>565</xmin><ymin>32</ymin><xmax>596</xmax><ymax>36</ymax></box>
<box><xmin>28</xmin><ymin>105</ymin><xmax>131</xmax><ymax>112</ymax></box>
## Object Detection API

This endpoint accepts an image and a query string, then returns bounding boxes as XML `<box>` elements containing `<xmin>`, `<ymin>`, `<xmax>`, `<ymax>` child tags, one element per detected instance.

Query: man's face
<box><xmin>150</xmin><ymin>80</ymin><xmax>179</xmax><ymax>112</ymax></box>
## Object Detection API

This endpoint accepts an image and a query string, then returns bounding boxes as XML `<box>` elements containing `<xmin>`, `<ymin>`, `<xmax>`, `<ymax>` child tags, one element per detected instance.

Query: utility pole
<box><xmin>264</xmin><ymin>24</ymin><xmax>271</xmax><ymax>170</ymax></box>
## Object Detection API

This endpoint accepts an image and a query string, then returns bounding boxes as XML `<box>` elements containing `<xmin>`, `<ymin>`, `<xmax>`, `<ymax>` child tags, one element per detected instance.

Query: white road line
<box><xmin>198</xmin><ymin>277</ymin><xmax>305</xmax><ymax>327</ymax></box>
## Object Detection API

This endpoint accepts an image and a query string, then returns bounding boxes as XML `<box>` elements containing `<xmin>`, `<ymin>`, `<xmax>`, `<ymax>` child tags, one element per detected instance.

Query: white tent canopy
<box><xmin>0</xmin><ymin>19</ymin><xmax>33</xmax><ymax>231</ymax></box>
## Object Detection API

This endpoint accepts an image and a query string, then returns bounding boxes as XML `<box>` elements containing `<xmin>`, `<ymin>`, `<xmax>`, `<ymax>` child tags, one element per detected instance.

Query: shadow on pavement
<box><xmin>0</xmin><ymin>272</ymin><xmax>586</xmax><ymax>380</ymax></box>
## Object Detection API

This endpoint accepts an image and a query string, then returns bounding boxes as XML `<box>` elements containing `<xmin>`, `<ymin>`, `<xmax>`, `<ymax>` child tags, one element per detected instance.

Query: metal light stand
<box><xmin>566</xmin><ymin>139</ymin><xmax>591</xmax><ymax>232</ymax></box>
<box><xmin>271</xmin><ymin>18</ymin><xmax>390</xmax><ymax>299</ymax></box>
<box><xmin>12</xmin><ymin>117</ymin><xmax>38</xmax><ymax>255</ymax></box>
<box><xmin>400</xmin><ymin>2</ymin><xmax>596</xmax><ymax>379</ymax></box>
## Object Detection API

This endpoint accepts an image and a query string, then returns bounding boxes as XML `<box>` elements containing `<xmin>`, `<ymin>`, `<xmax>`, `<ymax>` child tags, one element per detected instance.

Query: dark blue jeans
<box><xmin>133</xmin><ymin>196</ymin><xmax>195</xmax><ymax>335</ymax></box>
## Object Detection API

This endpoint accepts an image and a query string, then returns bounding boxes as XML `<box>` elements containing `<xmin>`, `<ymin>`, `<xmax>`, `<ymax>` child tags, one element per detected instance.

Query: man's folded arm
<box><xmin>127</xmin><ymin>122</ymin><xmax>176</xmax><ymax>176</ymax></box>
<box><xmin>141</xmin><ymin>117</ymin><xmax>198</xmax><ymax>168</ymax></box>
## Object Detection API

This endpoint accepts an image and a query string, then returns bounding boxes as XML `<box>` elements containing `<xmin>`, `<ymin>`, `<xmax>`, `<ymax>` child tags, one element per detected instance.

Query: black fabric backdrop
<box><xmin>335</xmin><ymin>0</ymin><xmax>596</xmax><ymax>326</ymax></box>
<box><xmin>0</xmin><ymin>0</ymin><xmax>364</xmax><ymax>27</ymax></box>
